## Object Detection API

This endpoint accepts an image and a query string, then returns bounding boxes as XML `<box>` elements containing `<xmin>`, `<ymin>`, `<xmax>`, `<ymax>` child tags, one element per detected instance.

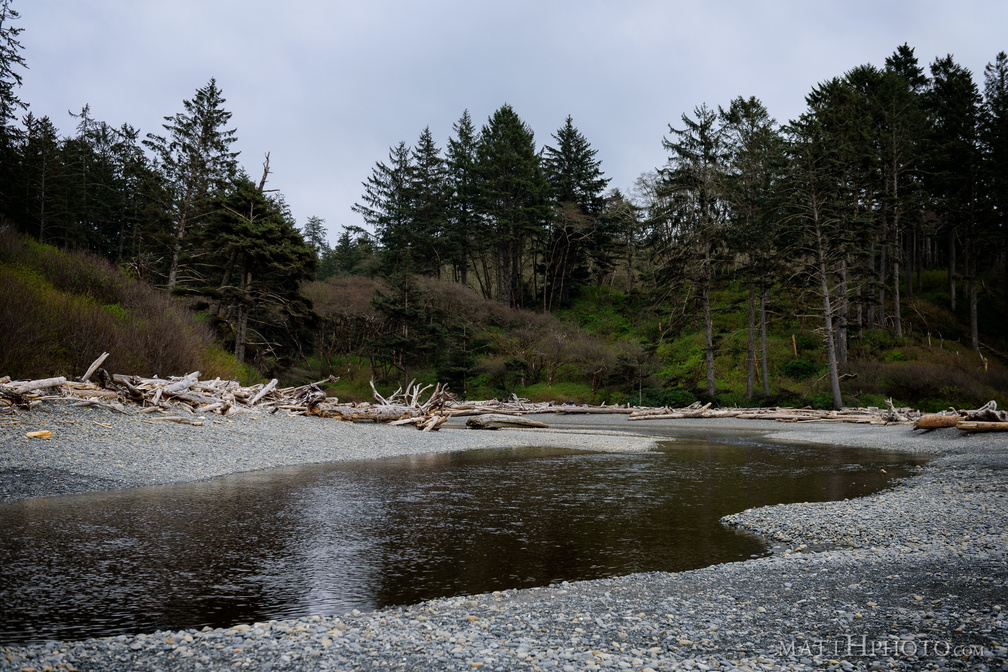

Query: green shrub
<box><xmin>781</xmin><ymin>358</ymin><xmax>821</xmax><ymax>380</ymax></box>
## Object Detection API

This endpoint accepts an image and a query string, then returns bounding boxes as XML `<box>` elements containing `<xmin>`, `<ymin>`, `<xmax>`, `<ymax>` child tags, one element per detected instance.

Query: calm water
<box><xmin>0</xmin><ymin>436</ymin><xmax>927</xmax><ymax>645</ymax></box>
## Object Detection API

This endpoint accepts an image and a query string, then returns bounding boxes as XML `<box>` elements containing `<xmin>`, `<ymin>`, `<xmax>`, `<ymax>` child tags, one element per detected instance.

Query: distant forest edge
<box><xmin>0</xmin><ymin>2</ymin><xmax>1006</xmax><ymax>411</ymax></box>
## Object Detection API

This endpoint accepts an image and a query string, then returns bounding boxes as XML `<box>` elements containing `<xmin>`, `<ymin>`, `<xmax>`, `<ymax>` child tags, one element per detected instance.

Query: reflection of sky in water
<box><xmin>0</xmin><ymin>441</ymin><xmax>927</xmax><ymax>645</ymax></box>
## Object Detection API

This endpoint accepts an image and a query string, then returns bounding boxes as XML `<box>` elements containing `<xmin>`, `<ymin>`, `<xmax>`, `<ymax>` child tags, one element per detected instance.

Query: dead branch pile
<box><xmin>914</xmin><ymin>401</ymin><xmax>1008</xmax><ymax>433</ymax></box>
<box><xmin>4</xmin><ymin>352</ymin><xmax>1005</xmax><ymax>433</ymax></box>
<box><xmin>626</xmin><ymin>399</ymin><xmax>922</xmax><ymax>425</ymax></box>
<box><xmin>0</xmin><ymin>353</ymin><xmax>455</xmax><ymax>430</ymax></box>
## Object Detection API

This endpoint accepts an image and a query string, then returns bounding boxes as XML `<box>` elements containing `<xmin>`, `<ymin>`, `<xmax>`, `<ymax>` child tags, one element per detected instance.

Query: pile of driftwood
<box><xmin>627</xmin><ymin>400</ymin><xmax>921</xmax><ymax>425</ymax></box>
<box><xmin>0</xmin><ymin>353</ymin><xmax>454</xmax><ymax>430</ymax></box>
<box><xmin>913</xmin><ymin>401</ymin><xmax>1008</xmax><ymax>433</ymax></box>
<box><xmin>3</xmin><ymin>353</ymin><xmax>1006</xmax><ymax>433</ymax></box>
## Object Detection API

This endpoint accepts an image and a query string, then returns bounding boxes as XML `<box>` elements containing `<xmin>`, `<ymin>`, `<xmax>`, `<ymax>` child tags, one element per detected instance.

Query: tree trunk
<box><xmin>968</xmin><ymin>233</ymin><xmax>979</xmax><ymax>353</ymax></box>
<box><xmin>815</xmin><ymin>228</ymin><xmax>842</xmax><ymax>410</ymax></box>
<box><xmin>760</xmin><ymin>286</ymin><xmax>770</xmax><ymax>397</ymax></box>
<box><xmin>948</xmin><ymin>226</ymin><xmax>957</xmax><ymax>311</ymax></box>
<box><xmin>878</xmin><ymin>241</ymin><xmax>887</xmax><ymax>331</ymax></box>
<box><xmin>746</xmin><ymin>281</ymin><xmax>756</xmax><ymax>400</ymax></box>
<box><xmin>893</xmin><ymin>233</ymin><xmax>903</xmax><ymax>338</ymax></box>
<box><xmin>835</xmin><ymin>259</ymin><xmax>848</xmax><ymax>367</ymax></box>
<box><xmin>234</xmin><ymin>263</ymin><xmax>251</xmax><ymax>364</ymax></box>
<box><xmin>866</xmin><ymin>245</ymin><xmax>876</xmax><ymax>330</ymax></box>
<box><xmin>702</xmin><ymin>280</ymin><xmax>715</xmax><ymax>400</ymax></box>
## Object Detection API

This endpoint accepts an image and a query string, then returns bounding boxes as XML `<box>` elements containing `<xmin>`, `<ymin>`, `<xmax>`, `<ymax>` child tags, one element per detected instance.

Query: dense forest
<box><xmin>1</xmin><ymin>0</ymin><xmax>1006</xmax><ymax>410</ymax></box>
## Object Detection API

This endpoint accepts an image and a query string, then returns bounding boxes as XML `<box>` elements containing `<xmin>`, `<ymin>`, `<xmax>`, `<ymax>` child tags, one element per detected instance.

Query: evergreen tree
<box><xmin>806</xmin><ymin>73</ymin><xmax>877</xmax><ymax>357</ymax></box>
<box><xmin>784</xmin><ymin>111</ymin><xmax>847</xmax><ymax>410</ymax></box>
<box><xmin>19</xmin><ymin>114</ymin><xmax>61</xmax><ymax>244</ymax></box>
<box><xmin>301</xmin><ymin>215</ymin><xmax>329</xmax><ymax>261</ymax></box>
<box><xmin>541</xmin><ymin>115</ymin><xmax>611</xmax><ymax>309</ymax></box>
<box><xmin>352</xmin><ymin>141</ymin><xmax>415</xmax><ymax>273</ymax></box>
<box><xmin>199</xmin><ymin>175</ymin><xmax>315</xmax><ymax>365</ymax></box>
<box><xmin>924</xmin><ymin>55</ymin><xmax>982</xmax><ymax>350</ymax></box>
<box><xmin>409</xmin><ymin>126</ymin><xmax>449</xmax><ymax>277</ymax></box>
<box><xmin>144</xmin><ymin>78</ymin><xmax>240</xmax><ymax>290</ymax></box>
<box><xmin>475</xmin><ymin>104</ymin><xmax>550</xmax><ymax>308</ymax></box>
<box><xmin>720</xmin><ymin>96</ymin><xmax>785</xmax><ymax>399</ymax></box>
<box><xmin>657</xmin><ymin>104</ymin><xmax>727</xmax><ymax>399</ymax></box>
<box><xmin>445</xmin><ymin>110</ymin><xmax>480</xmax><ymax>285</ymax></box>
<box><xmin>0</xmin><ymin>0</ymin><xmax>26</xmax><ymax>216</ymax></box>
<box><xmin>602</xmin><ymin>188</ymin><xmax>642</xmax><ymax>292</ymax></box>
<box><xmin>981</xmin><ymin>52</ymin><xmax>1008</xmax><ymax>318</ymax></box>
<box><xmin>878</xmin><ymin>45</ymin><xmax>927</xmax><ymax>327</ymax></box>
<box><xmin>368</xmin><ymin>272</ymin><xmax>445</xmax><ymax>385</ymax></box>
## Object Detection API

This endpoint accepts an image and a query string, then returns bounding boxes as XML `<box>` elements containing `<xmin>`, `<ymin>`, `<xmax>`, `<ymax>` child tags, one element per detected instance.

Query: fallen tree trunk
<box><xmin>466</xmin><ymin>414</ymin><xmax>550</xmax><ymax>430</ymax></box>
<box><xmin>15</xmin><ymin>377</ymin><xmax>67</xmax><ymax>394</ymax></box>
<box><xmin>307</xmin><ymin>404</ymin><xmax>422</xmax><ymax>422</ymax></box>
<box><xmin>956</xmin><ymin>421</ymin><xmax>1008</xmax><ymax>433</ymax></box>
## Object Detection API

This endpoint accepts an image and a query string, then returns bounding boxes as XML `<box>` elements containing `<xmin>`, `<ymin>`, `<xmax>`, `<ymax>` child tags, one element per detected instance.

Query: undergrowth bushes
<box><xmin>0</xmin><ymin>228</ymin><xmax>240</xmax><ymax>380</ymax></box>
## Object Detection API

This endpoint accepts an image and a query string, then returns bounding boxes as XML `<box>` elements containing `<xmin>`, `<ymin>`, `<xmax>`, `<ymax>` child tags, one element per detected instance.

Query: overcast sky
<box><xmin>14</xmin><ymin>0</ymin><xmax>1008</xmax><ymax>245</ymax></box>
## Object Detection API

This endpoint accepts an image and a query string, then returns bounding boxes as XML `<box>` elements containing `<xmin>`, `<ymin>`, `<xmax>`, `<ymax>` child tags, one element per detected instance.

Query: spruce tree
<box><xmin>784</xmin><ymin>112</ymin><xmax>846</xmax><ymax>410</ymax></box>
<box><xmin>445</xmin><ymin>110</ymin><xmax>480</xmax><ymax>285</ymax></box>
<box><xmin>302</xmin><ymin>215</ymin><xmax>329</xmax><ymax>257</ymax></box>
<box><xmin>475</xmin><ymin>104</ymin><xmax>550</xmax><ymax>308</ymax></box>
<box><xmin>658</xmin><ymin>104</ymin><xmax>727</xmax><ymax>399</ymax></box>
<box><xmin>409</xmin><ymin>126</ymin><xmax>449</xmax><ymax>277</ymax></box>
<box><xmin>981</xmin><ymin>52</ymin><xmax>1008</xmax><ymax>320</ymax></box>
<box><xmin>541</xmin><ymin>115</ymin><xmax>610</xmax><ymax>309</ymax></box>
<box><xmin>924</xmin><ymin>55</ymin><xmax>982</xmax><ymax>350</ymax></box>
<box><xmin>199</xmin><ymin>176</ymin><xmax>314</xmax><ymax>364</ymax></box>
<box><xmin>0</xmin><ymin>0</ymin><xmax>25</xmax><ymax>216</ymax></box>
<box><xmin>720</xmin><ymin>96</ymin><xmax>784</xmax><ymax>399</ymax></box>
<box><xmin>353</xmin><ymin>141</ymin><xmax>415</xmax><ymax>274</ymax></box>
<box><xmin>144</xmin><ymin>78</ymin><xmax>240</xmax><ymax>290</ymax></box>
<box><xmin>20</xmin><ymin>114</ymin><xmax>61</xmax><ymax>244</ymax></box>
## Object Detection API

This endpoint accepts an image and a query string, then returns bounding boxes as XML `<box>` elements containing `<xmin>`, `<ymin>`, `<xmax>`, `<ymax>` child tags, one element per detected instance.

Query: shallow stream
<box><xmin>0</xmin><ymin>433</ymin><xmax>927</xmax><ymax>645</ymax></box>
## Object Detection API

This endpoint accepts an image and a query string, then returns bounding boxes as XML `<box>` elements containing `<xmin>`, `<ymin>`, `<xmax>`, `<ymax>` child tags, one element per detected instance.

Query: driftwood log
<box><xmin>913</xmin><ymin>401</ymin><xmax>1008</xmax><ymax>433</ymax></box>
<box><xmin>465</xmin><ymin>414</ymin><xmax>550</xmax><ymax>430</ymax></box>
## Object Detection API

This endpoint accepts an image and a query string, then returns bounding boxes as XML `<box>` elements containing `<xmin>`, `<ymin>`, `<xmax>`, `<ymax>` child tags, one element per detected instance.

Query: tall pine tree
<box><xmin>541</xmin><ymin>115</ymin><xmax>610</xmax><ymax>310</ymax></box>
<box><xmin>144</xmin><ymin>78</ymin><xmax>240</xmax><ymax>290</ymax></box>
<box><xmin>475</xmin><ymin>104</ymin><xmax>550</xmax><ymax>308</ymax></box>
<box><xmin>445</xmin><ymin>110</ymin><xmax>480</xmax><ymax>285</ymax></box>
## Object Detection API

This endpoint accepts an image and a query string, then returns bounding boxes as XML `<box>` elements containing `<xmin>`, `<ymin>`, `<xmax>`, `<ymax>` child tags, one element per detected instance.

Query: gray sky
<box><xmin>14</xmin><ymin>0</ymin><xmax>1007</xmax><ymax>245</ymax></box>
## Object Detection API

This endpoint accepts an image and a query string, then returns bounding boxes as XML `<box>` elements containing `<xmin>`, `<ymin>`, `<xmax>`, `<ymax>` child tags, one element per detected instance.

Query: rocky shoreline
<box><xmin>2</xmin><ymin>404</ymin><xmax>1006</xmax><ymax>671</ymax></box>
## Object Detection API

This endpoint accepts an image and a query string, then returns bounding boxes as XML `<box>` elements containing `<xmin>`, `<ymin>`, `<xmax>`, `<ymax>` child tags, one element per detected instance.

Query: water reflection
<box><xmin>0</xmin><ymin>439</ymin><xmax>926</xmax><ymax>645</ymax></box>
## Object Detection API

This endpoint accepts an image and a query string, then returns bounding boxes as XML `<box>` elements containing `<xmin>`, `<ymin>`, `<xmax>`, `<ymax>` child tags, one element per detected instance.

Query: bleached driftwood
<box><xmin>466</xmin><ymin>414</ymin><xmax>550</xmax><ymax>430</ymax></box>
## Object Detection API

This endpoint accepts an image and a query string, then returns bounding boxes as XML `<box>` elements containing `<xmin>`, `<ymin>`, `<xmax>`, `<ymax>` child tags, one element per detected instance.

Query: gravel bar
<box><xmin>2</xmin><ymin>403</ymin><xmax>1006</xmax><ymax>671</ymax></box>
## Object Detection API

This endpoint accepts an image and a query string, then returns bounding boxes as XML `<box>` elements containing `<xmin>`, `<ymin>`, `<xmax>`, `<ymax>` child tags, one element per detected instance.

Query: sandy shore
<box><xmin>2</xmin><ymin>403</ymin><xmax>1006</xmax><ymax>671</ymax></box>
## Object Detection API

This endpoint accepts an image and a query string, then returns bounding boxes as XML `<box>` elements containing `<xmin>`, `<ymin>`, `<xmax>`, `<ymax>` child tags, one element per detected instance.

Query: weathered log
<box><xmin>248</xmin><ymin>378</ymin><xmax>278</xmax><ymax>406</ymax></box>
<box><xmin>307</xmin><ymin>404</ymin><xmax>421</xmax><ymax>422</ymax></box>
<box><xmin>80</xmin><ymin>352</ymin><xmax>110</xmax><ymax>382</ymax></box>
<box><xmin>963</xmin><ymin>400</ymin><xmax>1007</xmax><ymax>423</ymax></box>
<box><xmin>162</xmin><ymin>371</ymin><xmax>201</xmax><ymax>395</ymax></box>
<box><xmin>64</xmin><ymin>387</ymin><xmax>120</xmax><ymax>399</ymax></box>
<box><xmin>914</xmin><ymin>414</ymin><xmax>961</xmax><ymax>430</ymax></box>
<box><xmin>466</xmin><ymin>414</ymin><xmax>549</xmax><ymax>430</ymax></box>
<box><xmin>14</xmin><ymin>377</ymin><xmax>67</xmax><ymax>394</ymax></box>
<box><xmin>956</xmin><ymin>421</ymin><xmax>1008</xmax><ymax>433</ymax></box>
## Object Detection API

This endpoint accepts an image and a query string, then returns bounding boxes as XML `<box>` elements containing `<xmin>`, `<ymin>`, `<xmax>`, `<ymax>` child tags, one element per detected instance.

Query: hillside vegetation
<box><xmin>2</xmin><ymin>226</ymin><xmax>1005</xmax><ymax>412</ymax></box>
<box><xmin>0</xmin><ymin>227</ymin><xmax>245</xmax><ymax>382</ymax></box>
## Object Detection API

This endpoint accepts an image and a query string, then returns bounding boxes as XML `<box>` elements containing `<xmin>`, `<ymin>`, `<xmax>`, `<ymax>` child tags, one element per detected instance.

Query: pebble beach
<box><xmin>1</xmin><ymin>403</ymin><xmax>1006</xmax><ymax>671</ymax></box>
